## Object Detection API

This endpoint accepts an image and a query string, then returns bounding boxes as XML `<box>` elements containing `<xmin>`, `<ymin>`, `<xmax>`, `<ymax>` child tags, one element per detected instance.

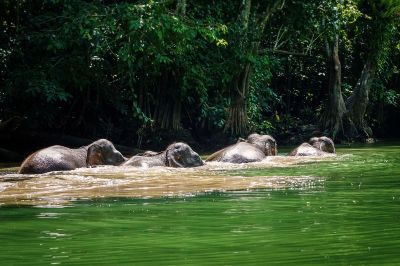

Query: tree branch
<box><xmin>260</xmin><ymin>49</ymin><xmax>311</xmax><ymax>57</ymax></box>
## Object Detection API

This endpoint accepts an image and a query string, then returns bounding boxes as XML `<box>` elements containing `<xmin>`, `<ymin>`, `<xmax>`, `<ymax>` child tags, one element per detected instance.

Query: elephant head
<box><xmin>86</xmin><ymin>139</ymin><xmax>127</xmax><ymax>166</ymax></box>
<box><xmin>165</xmin><ymin>142</ymin><xmax>204</xmax><ymax>167</ymax></box>
<box><xmin>246</xmin><ymin>133</ymin><xmax>277</xmax><ymax>156</ymax></box>
<box><xmin>309</xmin><ymin>136</ymin><xmax>335</xmax><ymax>154</ymax></box>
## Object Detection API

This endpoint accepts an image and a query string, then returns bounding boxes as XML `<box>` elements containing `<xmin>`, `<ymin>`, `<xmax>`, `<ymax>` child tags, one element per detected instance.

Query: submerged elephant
<box><xmin>288</xmin><ymin>136</ymin><xmax>336</xmax><ymax>156</ymax></box>
<box><xmin>122</xmin><ymin>142</ymin><xmax>204</xmax><ymax>168</ymax></box>
<box><xmin>135</xmin><ymin>150</ymin><xmax>159</xmax><ymax>157</ymax></box>
<box><xmin>206</xmin><ymin>133</ymin><xmax>277</xmax><ymax>163</ymax></box>
<box><xmin>19</xmin><ymin>139</ymin><xmax>126</xmax><ymax>174</ymax></box>
<box><xmin>309</xmin><ymin>136</ymin><xmax>335</xmax><ymax>153</ymax></box>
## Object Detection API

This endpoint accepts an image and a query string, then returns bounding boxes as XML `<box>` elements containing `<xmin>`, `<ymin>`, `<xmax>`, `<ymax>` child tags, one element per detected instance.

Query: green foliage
<box><xmin>383</xmin><ymin>89</ymin><xmax>400</xmax><ymax>106</ymax></box>
<box><xmin>248</xmin><ymin>55</ymin><xmax>278</xmax><ymax>134</ymax></box>
<box><xmin>1</xmin><ymin>0</ymin><xmax>400</xmax><ymax>143</ymax></box>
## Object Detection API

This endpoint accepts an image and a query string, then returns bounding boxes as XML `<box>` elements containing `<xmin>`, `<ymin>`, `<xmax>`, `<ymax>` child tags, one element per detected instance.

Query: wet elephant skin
<box><xmin>206</xmin><ymin>133</ymin><xmax>277</xmax><ymax>163</ymax></box>
<box><xmin>122</xmin><ymin>142</ymin><xmax>204</xmax><ymax>168</ymax></box>
<box><xmin>288</xmin><ymin>136</ymin><xmax>336</xmax><ymax>156</ymax></box>
<box><xmin>18</xmin><ymin>139</ymin><xmax>126</xmax><ymax>174</ymax></box>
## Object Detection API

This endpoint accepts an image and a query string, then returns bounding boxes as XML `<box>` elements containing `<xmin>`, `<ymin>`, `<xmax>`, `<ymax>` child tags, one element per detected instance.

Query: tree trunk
<box><xmin>322</xmin><ymin>34</ymin><xmax>347</xmax><ymax>139</ymax></box>
<box><xmin>345</xmin><ymin>58</ymin><xmax>375</xmax><ymax>139</ymax></box>
<box><xmin>151</xmin><ymin>72</ymin><xmax>182</xmax><ymax>130</ymax></box>
<box><xmin>225</xmin><ymin>64</ymin><xmax>251</xmax><ymax>135</ymax></box>
<box><xmin>224</xmin><ymin>0</ymin><xmax>285</xmax><ymax>135</ymax></box>
<box><xmin>224</xmin><ymin>0</ymin><xmax>252</xmax><ymax>135</ymax></box>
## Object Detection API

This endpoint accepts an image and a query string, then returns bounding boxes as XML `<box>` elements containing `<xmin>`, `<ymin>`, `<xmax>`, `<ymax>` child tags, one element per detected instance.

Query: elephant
<box><xmin>288</xmin><ymin>136</ymin><xmax>336</xmax><ymax>156</ymax></box>
<box><xmin>206</xmin><ymin>133</ymin><xmax>277</xmax><ymax>163</ymax></box>
<box><xmin>122</xmin><ymin>142</ymin><xmax>204</xmax><ymax>168</ymax></box>
<box><xmin>309</xmin><ymin>136</ymin><xmax>335</xmax><ymax>153</ymax></box>
<box><xmin>18</xmin><ymin>139</ymin><xmax>127</xmax><ymax>174</ymax></box>
<box><xmin>135</xmin><ymin>150</ymin><xmax>159</xmax><ymax>157</ymax></box>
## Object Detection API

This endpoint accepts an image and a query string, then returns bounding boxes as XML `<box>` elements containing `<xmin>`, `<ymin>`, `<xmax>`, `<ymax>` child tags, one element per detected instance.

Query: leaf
<box><xmin>129</xmin><ymin>20</ymin><xmax>141</xmax><ymax>31</ymax></box>
<box><xmin>216</xmin><ymin>39</ymin><xmax>228</xmax><ymax>47</ymax></box>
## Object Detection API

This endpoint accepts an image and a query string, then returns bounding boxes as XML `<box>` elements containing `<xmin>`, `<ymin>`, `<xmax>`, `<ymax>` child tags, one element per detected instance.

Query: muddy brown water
<box><xmin>0</xmin><ymin>156</ymin><xmax>330</xmax><ymax>206</ymax></box>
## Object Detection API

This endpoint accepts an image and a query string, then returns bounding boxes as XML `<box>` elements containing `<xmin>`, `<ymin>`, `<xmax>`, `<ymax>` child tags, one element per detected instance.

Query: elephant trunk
<box><xmin>166</xmin><ymin>150</ymin><xmax>184</xmax><ymax>167</ymax></box>
<box><xmin>189</xmin><ymin>151</ymin><xmax>204</xmax><ymax>167</ymax></box>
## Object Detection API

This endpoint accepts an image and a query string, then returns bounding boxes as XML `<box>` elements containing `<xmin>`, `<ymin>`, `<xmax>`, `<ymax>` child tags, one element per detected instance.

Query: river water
<box><xmin>0</xmin><ymin>143</ymin><xmax>399</xmax><ymax>265</ymax></box>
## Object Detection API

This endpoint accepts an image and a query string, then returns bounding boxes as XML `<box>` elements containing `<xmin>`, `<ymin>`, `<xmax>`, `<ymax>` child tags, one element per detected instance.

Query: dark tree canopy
<box><xmin>1</xmin><ymin>0</ymin><xmax>400</xmax><ymax>152</ymax></box>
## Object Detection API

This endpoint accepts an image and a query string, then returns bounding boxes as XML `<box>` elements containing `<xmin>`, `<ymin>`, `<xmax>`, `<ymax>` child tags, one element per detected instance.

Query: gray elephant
<box><xmin>206</xmin><ymin>133</ymin><xmax>277</xmax><ymax>163</ymax></box>
<box><xmin>19</xmin><ymin>139</ymin><xmax>126</xmax><ymax>174</ymax></box>
<box><xmin>288</xmin><ymin>136</ymin><xmax>336</xmax><ymax>156</ymax></box>
<box><xmin>122</xmin><ymin>142</ymin><xmax>204</xmax><ymax>168</ymax></box>
<box><xmin>135</xmin><ymin>150</ymin><xmax>159</xmax><ymax>157</ymax></box>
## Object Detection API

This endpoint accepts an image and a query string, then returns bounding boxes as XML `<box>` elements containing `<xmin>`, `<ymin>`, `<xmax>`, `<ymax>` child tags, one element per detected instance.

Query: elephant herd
<box><xmin>18</xmin><ymin>134</ymin><xmax>336</xmax><ymax>174</ymax></box>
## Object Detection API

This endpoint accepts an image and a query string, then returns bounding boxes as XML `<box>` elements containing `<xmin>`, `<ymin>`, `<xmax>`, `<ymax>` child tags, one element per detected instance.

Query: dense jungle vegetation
<box><xmin>1</xmin><ymin>0</ymin><xmax>400</xmax><ymax>155</ymax></box>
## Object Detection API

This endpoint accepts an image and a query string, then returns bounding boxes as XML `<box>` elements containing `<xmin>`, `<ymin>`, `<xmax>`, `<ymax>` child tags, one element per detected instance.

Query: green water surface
<box><xmin>1</xmin><ymin>143</ymin><xmax>400</xmax><ymax>265</ymax></box>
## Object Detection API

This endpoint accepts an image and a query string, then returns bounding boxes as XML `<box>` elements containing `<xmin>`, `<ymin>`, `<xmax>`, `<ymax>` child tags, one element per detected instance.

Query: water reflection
<box><xmin>0</xmin><ymin>156</ymin><xmax>334</xmax><ymax>206</ymax></box>
<box><xmin>36</xmin><ymin>212</ymin><xmax>67</xmax><ymax>218</ymax></box>
<box><xmin>40</xmin><ymin>230</ymin><xmax>68</xmax><ymax>238</ymax></box>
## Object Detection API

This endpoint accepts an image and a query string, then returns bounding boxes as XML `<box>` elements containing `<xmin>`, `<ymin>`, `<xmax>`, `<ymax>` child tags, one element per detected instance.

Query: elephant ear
<box><xmin>86</xmin><ymin>144</ymin><xmax>104</xmax><ymax>167</ymax></box>
<box><xmin>270</xmin><ymin>138</ymin><xmax>278</xmax><ymax>156</ymax></box>
<box><xmin>166</xmin><ymin>148</ymin><xmax>184</xmax><ymax>167</ymax></box>
<box><xmin>321</xmin><ymin>137</ymin><xmax>336</xmax><ymax>153</ymax></box>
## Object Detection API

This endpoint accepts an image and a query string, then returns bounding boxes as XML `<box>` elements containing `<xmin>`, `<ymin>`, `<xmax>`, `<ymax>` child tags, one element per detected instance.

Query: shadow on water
<box><xmin>0</xmin><ymin>155</ymin><xmax>335</xmax><ymax>206</ymax></box>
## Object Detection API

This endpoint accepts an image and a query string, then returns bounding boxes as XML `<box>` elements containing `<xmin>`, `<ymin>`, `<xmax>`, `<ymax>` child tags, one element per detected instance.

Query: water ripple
<box><xmin>0</xmin><ymin>156</ymin><xmax>332</xmax><ymax>206</ymax></box>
